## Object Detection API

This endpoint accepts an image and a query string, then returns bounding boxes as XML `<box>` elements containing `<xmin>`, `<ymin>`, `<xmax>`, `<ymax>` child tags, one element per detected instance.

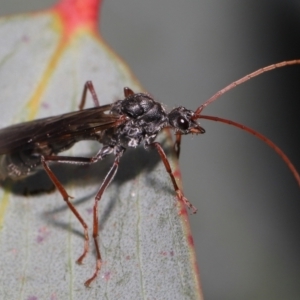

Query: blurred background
<box><xmin>1</xmin><ymin>1</ymin><xmax>300</xmax><ymax>299</ymax></box>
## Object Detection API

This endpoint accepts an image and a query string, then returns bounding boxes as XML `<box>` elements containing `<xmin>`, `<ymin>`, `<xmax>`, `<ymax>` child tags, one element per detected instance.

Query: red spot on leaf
<box><xmin>54</xmin><ymin>0</ymin><xmax>101</xmax><ymax>41</ymax></box>
<box><xmin>50</xmin><ymin>294</ymin><xmax>58</xmax><ymax>300</ymax></box>
<box><xmin>86</xmin><ymin>208</ymin><xmax>93</xmax><ymax>215</ymax></box>
<box><xmin>103</xmin><ymin>271</ymin><xmax>111</xmax><ymax>281</ymax></box>
<box><xmin>36</xmin><ymin>226</ymin><xmax>50</xmax><ymax>243</ymax></box>
<box><xmin>178</xmin><ymin>207</ymin><xmax>188</xmax><ymax>216</ymax></box>
<box><xmin>173</xmin><ymin>169</ymin><xmax>181</xmax><ymax>178</ymax></box>
<box><xmin>41</xmin><ymin>102</ymin><xmax>50</xmax><ymax>109</ymax></box>
<box><xmin>21</xmin><ymin>35</ymin><xmax>30</xmax><ymax>43</ymax></box>
<box><xmin>187</xmin><ymin>235</ymin><xmax>194</xmax><ymax>247</ymax></box>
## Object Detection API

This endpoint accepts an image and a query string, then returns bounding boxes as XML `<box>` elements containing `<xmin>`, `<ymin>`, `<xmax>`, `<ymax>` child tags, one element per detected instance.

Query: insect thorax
<box><xmin>101</xmin><ymin>93</ymin><xmax>168</xmax><ymax>149</ymax></box>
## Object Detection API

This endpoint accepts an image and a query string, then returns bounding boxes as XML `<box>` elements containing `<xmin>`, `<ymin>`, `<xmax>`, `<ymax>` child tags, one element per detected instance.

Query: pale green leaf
<box><xmin>0</xmin><ymin>4</ymin><xmax>202</xmax><ymax>299</ymax></box>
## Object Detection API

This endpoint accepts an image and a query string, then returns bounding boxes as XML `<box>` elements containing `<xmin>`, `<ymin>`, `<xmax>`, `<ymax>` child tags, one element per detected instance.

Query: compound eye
<box><xmin>177</xmin><ymin>117</ymin><xmax>189</xmax><ymax>130</ymax></box>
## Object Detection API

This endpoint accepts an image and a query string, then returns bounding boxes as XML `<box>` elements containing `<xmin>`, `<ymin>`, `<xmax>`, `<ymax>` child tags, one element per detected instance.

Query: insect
<box><xmin>0</xmin><ymin>60</ymin><xmax>299</xmax><ymax>287</ymax></box>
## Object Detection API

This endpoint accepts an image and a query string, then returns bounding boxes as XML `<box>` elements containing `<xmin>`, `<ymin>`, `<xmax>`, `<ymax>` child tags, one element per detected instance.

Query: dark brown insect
<box><xmin>0</xmin><ymin>60</ymin><xmax>299</xmax><ymax>287</ymax></box>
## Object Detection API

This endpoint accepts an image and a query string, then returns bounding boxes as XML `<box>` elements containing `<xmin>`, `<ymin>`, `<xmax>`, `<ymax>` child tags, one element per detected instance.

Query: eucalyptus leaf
<box><xmin>0</xmin><ymin>5</ymin><xmax>202</xmax><ymax>299</ymax></box>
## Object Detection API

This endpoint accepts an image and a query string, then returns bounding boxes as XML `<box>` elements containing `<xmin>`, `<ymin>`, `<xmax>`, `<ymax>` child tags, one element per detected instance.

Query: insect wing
<box><xmin>0</xmin><ymin>104</ymin><xmax>121</xmax><ymax>155</ymax></box>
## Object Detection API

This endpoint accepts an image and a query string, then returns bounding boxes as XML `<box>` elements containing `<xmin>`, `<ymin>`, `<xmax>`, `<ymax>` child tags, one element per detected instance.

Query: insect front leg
<box><xmin>150</xmin><ymin>142</ymin><xmax>197</xmax><ymax>213</ymax></box>
<box><xmin>84</xmin><ymin>150</ymin><xmax>123</xmax><ymax>287</ymax></box>
<box><xmin>79</xmin><ymin>81</ymin><xmax>100</xmax><ymax>110</ymax></box>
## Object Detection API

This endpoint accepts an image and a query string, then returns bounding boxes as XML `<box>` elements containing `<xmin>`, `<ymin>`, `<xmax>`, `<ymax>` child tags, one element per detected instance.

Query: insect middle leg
<box><xmin>84</xmin><ymin>151</ymin><xmax>123</xmax><ymax>287</ymax></box>
<box><xmin>41</xmin><ymin>148</ymin><xmax>113</xmax><ymax>264</ymax></box>
<box><xmin>151</xmin><ymin>142</ymin><xmax>197</xmax><ymax>213</ymax></box>
<box><xmin>41</xmin><ymin>148</ymin><xmax>122</xmax><ymax>286</ymax></box>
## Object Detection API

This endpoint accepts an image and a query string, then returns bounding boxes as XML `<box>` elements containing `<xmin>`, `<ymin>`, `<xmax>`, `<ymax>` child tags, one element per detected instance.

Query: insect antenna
<box><xmin>198</xmin><ymin>115</ymin><xmax>300</xmax><ymax>186</ymax></box>
<box><xmin>193</xmin><ymin>59</ymin><xmax>300</xmax><ymax>116</ymax></box>
<box><xmin>191</xmin><ymin>59</ymin><xmax>300</xmax><ymax>186</ymax></box>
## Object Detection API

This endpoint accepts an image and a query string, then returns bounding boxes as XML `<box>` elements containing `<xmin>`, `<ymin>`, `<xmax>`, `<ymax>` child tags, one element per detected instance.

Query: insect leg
<box><xmin>151</xmin><ymin>142</ymin><xmax>197</xmax><ymax>213</ymax></box>
<box><xmin>174</xmin><ymin>133</ymin><xmax>182</xmax><ymax>158</ymax></box>
<box><xmin>41</xmin><ymin>156</ymin><xmax>90</xmax><ymax>264</ymax></box>
<box><xmin>79</xmin><ymin>81</ymin><xmax>100</xmax><ymax>110</ymax></box>
<box><xmin>42</xmin><ymin>145</ymin><xmax>113</xmax><ymax>165</ymax></box>
<box><xmin>84</xmin><ymin>151</ymin><xmax>123</xmax><ymax>287</ymax></box>
<box><xmin>40</xmin><ymin>147</ymin><xmax>113</xmax><ymax>266</ymax></box>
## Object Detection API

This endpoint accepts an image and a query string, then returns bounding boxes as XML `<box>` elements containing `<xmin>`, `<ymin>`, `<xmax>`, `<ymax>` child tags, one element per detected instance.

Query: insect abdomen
<box><xmin>0</xmin><ymin>150</ymin><xmax>42</xmax><ymax>180</ymax></box>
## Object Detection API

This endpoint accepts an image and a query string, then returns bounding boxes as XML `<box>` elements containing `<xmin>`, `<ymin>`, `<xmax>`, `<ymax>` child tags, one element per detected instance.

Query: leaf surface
<box><xmin>0</xmin><ymin>1</ymin><xmax>202</xmax><ymax>299</ymax></box>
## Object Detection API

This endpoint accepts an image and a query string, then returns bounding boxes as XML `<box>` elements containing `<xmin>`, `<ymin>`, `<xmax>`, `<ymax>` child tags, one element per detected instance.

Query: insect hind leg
<box><xmin>41</xmin><ymin>156</ymin><xmax>91</xmax><ymax>264</ymax></box>
<box><xmin>79</xmin><ymin>81</ymin><xmax>100</xmax><ymax>110</ymax></box>
<box><xmin>41</xmin><ymin>146</ymin><xmax>119</xmax><ymax>286</ymax></box>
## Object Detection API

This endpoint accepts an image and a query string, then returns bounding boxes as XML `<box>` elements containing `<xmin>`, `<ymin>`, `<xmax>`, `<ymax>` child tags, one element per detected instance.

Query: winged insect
<box><xmin>0</xmin><ymin>60</ymin><xmax>299</xmax><ymax>286</ymax></box>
